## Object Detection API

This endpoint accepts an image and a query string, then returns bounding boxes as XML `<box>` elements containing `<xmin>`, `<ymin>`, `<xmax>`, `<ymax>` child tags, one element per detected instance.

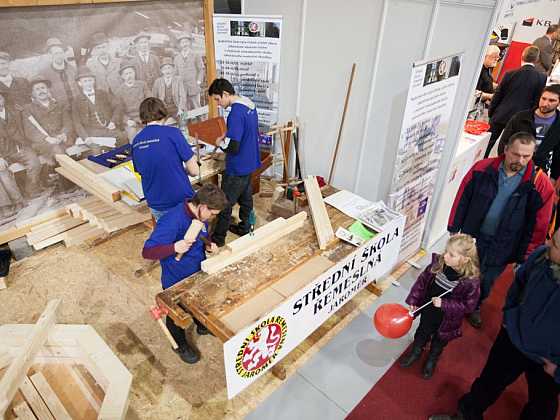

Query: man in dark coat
<box><xmin>430</xmin><ymin>230</ymin><xmax>560</xmax><ymax>420</ymax></box>
<box><xmin>72</xmin><ymin>68</ymin><xmax>125</xmax><ymax>151</ymax></box>
<box><xmin>0</xmin><ymin>52</ymin><xmax>31</xmax><ymax>112</ymax></box>
<box><xmin>533</xmin><ymin>24</ymin><xmax>559</xmax><ymax>74</ymax></box>
<box><xmin>497</xmin><ymin>85</ymin><xmax>560</xmax><ymax>180</ymax></box>
<box><xmin>22</xmin><ymin>76</ymin><xmax>74</xmax><ymax>166</ymax></box>
<box><xmin>448</xmin><ymin>132</ymin><xmax>554</xmax><ymax>328</ymax></box>
<box><xmin>485</xmin><ymin>46</ymin><xmax>546</xmax><ymax>157</ymax></box>
<box><xmin>131</xmin><ymin>33</ymin><xmax>160</xmax><ymax>92</ymax></box>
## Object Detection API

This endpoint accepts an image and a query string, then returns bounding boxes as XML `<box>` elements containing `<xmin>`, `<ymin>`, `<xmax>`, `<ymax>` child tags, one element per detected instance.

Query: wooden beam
<box><xmin>55</xmin><ymin>155</ymin><xmax>121</xmax><ymax>202</ymax></box>
<box><xmin>29</xmin><ymin>372</ymin><xmax>72</xmax><ymax>420</ymax></box>
<box><xmin>0</xmin><ymin>299</ymin><xmax>60</xmax><ymax>416</ymax></box>
<box><xmin>19</xmin><ymin>377</ymin><xmax>55</xmax><ymax>420</ymax></box>
<box><xmin>201</xmin><ymin>212</ymin><xmax>307</xmax><ymax>275</ymax></box>
<box><xmin>272</xmin><ymin>255</ymin><xmax>334</xmax><ymax>298</ymax></box>
<box><xmin>12</xmin><ymin>402</ymin><xmax>37</xmax><ymax>420</ymax></box>
<box><xmin>303</xmin><ymin>176</ymin><xmax>335</xmax><ymax>249</ymax></box>
<box><xmin>221</xmin><ymin>288</ymin><xmax>285</xmax><ymax>333</ymax></box>
<box><xmin>26</xmin><ymin>216</ymin><xmax>86</xmax><ymax>245</ymax></box>
<box><xmin>203</xmin><ymin>0</ymin><xmax>217</xmax><ymax>118</ymax></box>
<box><xmin>0</xmin><ymin>225</ymin><xmax>31</xmax><ymax>245</ymax></box>
<box><xmin>226</xmin><ymin>217</ymin><xmax>286</xmax><ymax>253</ymax></box>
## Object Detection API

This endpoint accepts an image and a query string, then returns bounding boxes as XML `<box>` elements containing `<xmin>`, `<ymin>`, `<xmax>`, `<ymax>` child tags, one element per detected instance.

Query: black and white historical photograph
<box><xmin>0</xmin><ymin>0</ymin><xmax>209</xmax><ymax>229</ymax></box>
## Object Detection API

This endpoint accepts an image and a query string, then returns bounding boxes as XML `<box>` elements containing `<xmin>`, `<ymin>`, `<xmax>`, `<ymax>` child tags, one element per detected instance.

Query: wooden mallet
<box><xmin>175</xmin><ymin>219</ymin><xmax>204</xmax><ymax>261</ymax></box>
<box><xmin>149</xmin><ymin>305</ymin><xmax>178</xmax><ymax>350</ymax></box>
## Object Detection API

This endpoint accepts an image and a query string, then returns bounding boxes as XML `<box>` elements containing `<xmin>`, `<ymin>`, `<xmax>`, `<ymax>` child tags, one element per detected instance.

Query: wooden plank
<box><xmin>29</xmin><ymin>372</ymin><xmax>72</xmax><ymax>420</ymax></box>
<box><xmin>271</xmin><ymin>255</ymin><xmax>334</xmax><ymax>298</ymax></box>
<box><xmin>201</xmin><ymin>212</ymin><xmax>307</xmax><ymax>274</ymax></box>
<box><xmin>0</xmin><ymin>226</ymin><xmax>31</xmax><ymax>245</ymax></box>
<box><xmin>27</xmin><ymin>217</ymin><xmax>85</xmax><ymax>245</ymax></box>
<box><xmin>102</xmin><ymin>210</ymin><xmax>151</xmax><ymax>233</ymax></box>
<box><xmin>18</xmin><ymin>377</ymin><xmax>55</xmax><ymax>420</ymax></box>
<box><xmin>12</xmin><ymin>401</ymin><xmax>37</xmax><ymax>420</ymax></box>
<box><xmin>226</xmin><ymin>217</ymin><xmax>286</xmax><ymax>253</ymax></box>
<box><xmin>203</xmin><ymin>0</ymin><xmax>217</xmax><ymax>118</ymax></box>
<box><xmin>0</xmin><ymin>299</ymin><xmax>60</xmax><ymax>416</ymax></box>
<box><xmin>303</xmin><ymin>176</ymin><xmax>335</xmax><ymax>249</ymax></box>
<box><xmin>187</xmin><ymin>117</ymin><xmax>226</xmax><ymax>146</ymax></box>
<box><xmin>63</xmin><ymin>225</ymin><xmax>105</xmax><ymax>247</ymax></box>
<box><xmin>55</xmin><ymin>168</ymin><xmax>131</xmax><ymax>214</ymax></box>
<box><xmin>55</xmin><ymin>155</ymin><xmax>121</xmax><ymax>202</ymax></box>
<box><xmin>15</xmin><ymin>208</ymin><xmax>68</xmax><ymax>230</ymax></box>
<box><xmin>221</xmin><ymin>288</ymin><xmax>286</xmax><ymax>333</ymax></box>
<box><xmin>32</xmin><ymin>234</ymin><xmax>66</xmax><ymax>251</ymax></box>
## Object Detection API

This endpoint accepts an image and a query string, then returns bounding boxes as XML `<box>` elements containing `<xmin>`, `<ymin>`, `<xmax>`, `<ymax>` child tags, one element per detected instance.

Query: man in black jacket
<box><xmin>498</xmin><ymin>85</ymin><xmax>560</xmax><ymax>180</ymax></box>
<box><xmin>485</xmin><ymin>46</ymin><xmax>546</xmax><ymax>157</ymax></box>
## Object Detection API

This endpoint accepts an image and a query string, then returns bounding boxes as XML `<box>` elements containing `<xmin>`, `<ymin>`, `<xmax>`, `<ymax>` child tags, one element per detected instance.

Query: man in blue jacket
<box><xmin>207</xmin><ymin>78</ymin><xmax>261</xmax><ymax>246</ymax></box>
<box><xmin>142</xmin><ymin>183</ymin><xmax>228</xmax><ymax>364</ymax></box>
<box><xmin>430</xmin><ymin>230</ymin><xmax>560</xmax><ymax>420</ymax></box>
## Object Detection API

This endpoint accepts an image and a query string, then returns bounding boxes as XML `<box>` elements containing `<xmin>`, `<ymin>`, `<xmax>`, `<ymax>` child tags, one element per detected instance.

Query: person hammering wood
<box><xmin>142</xmin><ymin>183</ymin><xmax>228</xmax><ymax>364</ymax></box>
<box><xmin>207</xmin><ymin>78</ymin><xmax>261</xmax><ymax>247</ymax></box>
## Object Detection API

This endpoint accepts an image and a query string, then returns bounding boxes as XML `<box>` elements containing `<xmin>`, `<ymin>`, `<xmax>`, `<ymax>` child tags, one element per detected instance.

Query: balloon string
<box><xmin>409</xmin><ymin>288</ymin><xmax>453</xmax><ymax>317</ymax></box>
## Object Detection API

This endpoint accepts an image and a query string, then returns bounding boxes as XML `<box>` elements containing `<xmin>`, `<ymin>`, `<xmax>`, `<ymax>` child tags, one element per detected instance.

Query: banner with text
<box><xmin>223</xmin><ymin>216</ymin><xmax>405</xmax><ymax>399</ymax></box>
<box><xmin>213</xmin><ymin>14</ymin><xmax>282</xmax><ymax>129</ymax></box>
<box><xmin>388</xmin><ymin>53</ymin><xmax>462</xmax><ymax>261</ymax></box>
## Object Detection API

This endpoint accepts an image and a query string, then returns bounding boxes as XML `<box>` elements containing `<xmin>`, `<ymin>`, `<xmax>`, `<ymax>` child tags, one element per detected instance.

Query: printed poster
<box><xmin>213</xmin><ymin>14</ymin><xmax>282</xmax><ymax>129</ymax></box>
<box><xmin>388</xmin><ymin>53</ymin><xmax>463</xmax><ymax>261</ymax></box>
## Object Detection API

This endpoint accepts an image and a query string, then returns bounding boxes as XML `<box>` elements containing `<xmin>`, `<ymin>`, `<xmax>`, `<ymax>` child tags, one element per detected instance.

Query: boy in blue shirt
<box><xmin>208</xmin><ymin>78</ymin><xmax>261</xmax><ymax>246</ymax></box>
<box><xmin>132</xmin><ymin>97</ymin><xmax>200</xmax><ymax>221</ymax></box>
<box><xmin>142</xmin><ymin>183</ymin><xmax>228</xmax><ymax>364</ymax></box>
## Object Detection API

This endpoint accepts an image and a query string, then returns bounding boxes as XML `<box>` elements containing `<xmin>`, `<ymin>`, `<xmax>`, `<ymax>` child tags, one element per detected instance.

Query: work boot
<box><xmin>229</xmin><ymin>224</ymin><xmax>249</xmax><ymax>236</ymax></box>
<box><xmin>399</xmin><ymin>343</ymin><xmax>424</xmax><ymax>368</ymax></box>
<box><xmin>174</xmin><ymin>343</ymin><xmax>200</xmax><ymax>364</ymax></box>
<box><xmin>467</xmin><ymin>309</ymin><xmax>482</xmax><ymax>329</ymax></box>
<box><xmin>193</xmin><ymin>318</ymin><xmax>211</xmax><ymax>336</ymax></box>
<box><xmin>422</xmin><ymin>342</ymin><xmax>445</xmax><ymax>379</ymax></box>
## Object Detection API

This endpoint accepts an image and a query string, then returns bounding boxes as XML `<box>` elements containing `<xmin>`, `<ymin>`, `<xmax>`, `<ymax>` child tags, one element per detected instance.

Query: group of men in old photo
<box><xmin>0</xmin><ymin>30</ymin><xmax>204</xmax><ymax>218</ymax></box>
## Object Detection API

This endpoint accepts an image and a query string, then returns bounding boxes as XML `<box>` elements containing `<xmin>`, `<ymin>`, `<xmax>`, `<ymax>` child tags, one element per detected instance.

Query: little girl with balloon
<box><xmin>399</xmin><ymin>234</ymin><xmax>480</xmax><ymax>379</ymax></box>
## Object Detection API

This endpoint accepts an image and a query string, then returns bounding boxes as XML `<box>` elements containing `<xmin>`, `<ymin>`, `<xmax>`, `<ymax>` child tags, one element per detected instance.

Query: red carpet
<box><xmin>347</xmin><ymin>267</ymin><xmax>560</xmax><ymax>420</ymax></box>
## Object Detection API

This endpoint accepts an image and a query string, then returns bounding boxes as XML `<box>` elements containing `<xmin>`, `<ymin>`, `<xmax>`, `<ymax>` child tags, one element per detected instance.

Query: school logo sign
<box><xmin>235</xmin><ymin>316</ymin><xmax>287</xmax><ymax>378</ymax></box>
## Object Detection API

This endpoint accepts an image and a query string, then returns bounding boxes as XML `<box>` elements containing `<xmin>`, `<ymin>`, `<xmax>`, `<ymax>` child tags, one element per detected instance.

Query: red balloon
<box><xmin>374</xmin><ymin>303</ymin><xmax>413</xmax><ymax>339</ymax></box>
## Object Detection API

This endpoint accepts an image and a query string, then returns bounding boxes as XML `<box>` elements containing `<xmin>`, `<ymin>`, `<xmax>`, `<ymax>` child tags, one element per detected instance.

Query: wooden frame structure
<box><xmin>0</xmin><ymin>300</ymin><xmax>132</xmax><ymax>420</ymax></box>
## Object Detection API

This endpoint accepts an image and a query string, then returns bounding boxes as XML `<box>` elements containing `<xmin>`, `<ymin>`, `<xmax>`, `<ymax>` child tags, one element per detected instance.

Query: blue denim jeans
<box><xmin>150</xmin><ymin>207</ymin><xmax>169</xmax><ymax>223</ymax></box>
<box><xmin>476</xmin><ymin>234</ymin><xmax>507</xmax><ymax>306</ymax></box>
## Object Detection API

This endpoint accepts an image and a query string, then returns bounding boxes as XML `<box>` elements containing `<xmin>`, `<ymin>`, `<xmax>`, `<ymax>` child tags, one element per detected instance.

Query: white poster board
<box><xmin>213</xmin><ymin>14</ymin><xmax>282</xmax><ymax>129</ymax></box>
<box><xmin>388</xmin><ymin>53</ymin><xmax>463</xmax><ymax>261</ymax></box>
<box><xmin>223</xmin><ymin>216</ymin><xmax>405</xmax><ymax>399</ymax></box>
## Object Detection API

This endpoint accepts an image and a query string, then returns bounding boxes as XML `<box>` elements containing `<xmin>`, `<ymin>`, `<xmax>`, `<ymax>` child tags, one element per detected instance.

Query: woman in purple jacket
<box><xmin>400</xmin><ymin>234</ymin><xmax>481</xmax><ymax>379</ymax></box>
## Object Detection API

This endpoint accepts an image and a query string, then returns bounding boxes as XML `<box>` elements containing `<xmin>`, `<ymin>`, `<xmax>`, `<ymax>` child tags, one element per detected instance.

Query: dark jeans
<box><xmin>459</xmin><ymin>327</ymin><xmax>560</xmax><ymax>420</ymax></box>
<box><xmin>165</xmin><ymin>316</ymin><xmax>205</xmax><ymax>349</ymax></box>
<box><xmin>476</xmin><ymin>234</ymin><xmax>507</xmax><ymax>307</ymax></box>
<box><xmin>213</xmin><ymin>173</ymin><xmax>253</xmax><ymax>243</ymax></box>
<box><xmin>484</xmin><ymin>122</ymin><xmax>506</xmax><ymax>158</ymax></box>
<box><xmin>414</xmin><ymin>300</ymin><xmax>446</xmax><ymax>349</ymax></box>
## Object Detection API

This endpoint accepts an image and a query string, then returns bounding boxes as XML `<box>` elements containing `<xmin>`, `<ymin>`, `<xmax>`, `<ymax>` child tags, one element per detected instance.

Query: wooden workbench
<box><xmin>156</xmin><ymin>187</ymin><xmax>356</xmax><ymax>342</ymax></box>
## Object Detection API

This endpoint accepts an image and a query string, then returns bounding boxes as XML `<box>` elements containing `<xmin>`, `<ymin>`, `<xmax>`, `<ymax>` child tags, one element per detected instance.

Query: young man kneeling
<box><xmin>142</xmin><ymin>183</ymin><xmax>227</xmax><ymax>363</ymax></box>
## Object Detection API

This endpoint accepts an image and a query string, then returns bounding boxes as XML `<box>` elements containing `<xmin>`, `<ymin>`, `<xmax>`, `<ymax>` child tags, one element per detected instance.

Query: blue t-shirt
<box><xmin>534</xmin><ymin>113</ymin><xmax>557</xmax><ymax>148</ymax></box>
<box><xmin>144</xmin><ymin>202</ymin><xmax>209</xmax><ymax>289</ymax></box>
<box><xmin>225</xmin><ymin>98</ymin><xmax>261</xmax><ymax>176</ymax></box>
<box><xmin>132</xmin><ymin>124</ymin><xmax>195</xmax><ymax>211</ymax></box>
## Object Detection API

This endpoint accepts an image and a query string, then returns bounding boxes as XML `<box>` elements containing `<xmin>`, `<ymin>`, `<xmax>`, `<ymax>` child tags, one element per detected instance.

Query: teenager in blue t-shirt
<box><xmin>132</xmin><ymin>97</ymin><xmax>199</xmax><ymax>221</ymax></box>
<box><xmin>143</xmin><ymin>183</ymin><xmax>227</xmax><ymax>364</ymax></box>
<box><xmin>207</xmin><ymin>78</ymin><xmax>261</xmax><ymax>246</ymax></box>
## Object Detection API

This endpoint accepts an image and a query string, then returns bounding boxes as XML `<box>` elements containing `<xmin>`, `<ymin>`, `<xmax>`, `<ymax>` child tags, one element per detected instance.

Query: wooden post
<box><xmin>0</xmin><ymin>299</ymin><xmax>60</xmax><ymax>416</ymax></box>
<box><xmin>203</xmin><ymin>0</ymin><xmax>218</xmax><ymax>118</ymax></box>
<box><xmin>328</xmin><ymin>63</ymin><xmax>356</xmax><ymax>185</ymax></box>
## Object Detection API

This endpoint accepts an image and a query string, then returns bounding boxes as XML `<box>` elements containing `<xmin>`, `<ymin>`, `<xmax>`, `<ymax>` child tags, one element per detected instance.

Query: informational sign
<box><xmin>213</xmin><ymin>14</ymin><xmax>282</xmax><ymax>129</ymax></box>
<box><xmin>388</xmin><ymin>53</ymin><xmax>463</xmax><ymax>261</ymax></box>
<box><xmin>223</xmin><ymin>216</ymin><xmax>405</xmax><ymax>399</ymax></box>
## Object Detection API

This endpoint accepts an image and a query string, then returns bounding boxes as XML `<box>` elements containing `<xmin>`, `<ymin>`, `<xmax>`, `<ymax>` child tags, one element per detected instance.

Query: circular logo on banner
<box><xmin>235</xmin><ymin>316</ymin><xmax>287</xmax><ymax>378</ymax></box>
<box><xmin>248</xmin><ymin>22</ymin><xmax>260</xmax><ymax>33</ymax></box>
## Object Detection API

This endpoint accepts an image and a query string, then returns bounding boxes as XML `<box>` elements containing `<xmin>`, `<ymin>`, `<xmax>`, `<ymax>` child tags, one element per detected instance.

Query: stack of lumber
<box><xmin>24</xmin><ymin>196</ymin><xmax>150</xmax><ymax>250</ymax></box>
<box><xmin>201</xmin><ymin>211</ymin><xmax>308</xmax><ymax>275</ymax></box>
<box><xmin>0</xmin><ymin>300</ymin><xmax>132</xmax><ymax>420</ymax></box>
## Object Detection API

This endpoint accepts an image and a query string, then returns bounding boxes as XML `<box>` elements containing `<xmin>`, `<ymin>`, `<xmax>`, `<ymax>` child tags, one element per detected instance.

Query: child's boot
<box><xmin>422</xmin><ymin>340</ymin><xmax>446</xmax><ymax>379</ymax></box>
<box><xmin>399</xmin><ymin>341</ymin><xmax>424</xmax><ymax>368</ymax></box>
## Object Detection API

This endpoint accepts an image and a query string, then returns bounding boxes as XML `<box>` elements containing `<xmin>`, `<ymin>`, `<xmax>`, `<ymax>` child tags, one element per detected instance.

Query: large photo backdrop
<box><xmin>0</xmin><ymin>0</ymin><xmax>210</xmax><ymax>230</ymax></box>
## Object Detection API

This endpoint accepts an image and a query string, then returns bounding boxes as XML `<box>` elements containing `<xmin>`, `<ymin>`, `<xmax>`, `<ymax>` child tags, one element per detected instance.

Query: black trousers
<box><xmin>459</xmin><ymin>327</ymin><xmax>560</xmax><ymax>420</ymax></box>
<box><xmin>414</xmin><ymin>306</ymin><xmax>447</xmax><ymax>350</ymax></box>
<box><xmin>484</xmin><ymin>122</ymin><xmax>506</xmax><ymax>158</ymax></box>
<box><xmin>213</xmin><ymin>173</ymin><xmax>253</xmax><ymax>243</ymax></box>
<box><xmin>166</xmin><ymin>316</ymin><xmax>205</xmax><ymax>349</ymax></box>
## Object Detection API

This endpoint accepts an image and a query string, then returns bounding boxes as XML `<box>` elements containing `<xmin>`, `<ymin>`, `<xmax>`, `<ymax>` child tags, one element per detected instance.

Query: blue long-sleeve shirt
<box><xmin>142</xmin><ymin>201</ymin><xmax>208</xmax><ymax>289</ymax></box>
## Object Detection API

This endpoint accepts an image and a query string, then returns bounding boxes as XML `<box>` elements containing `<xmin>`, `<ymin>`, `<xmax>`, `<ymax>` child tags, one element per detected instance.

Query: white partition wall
<box><xmin>244</xmin><ymin>0</ymin><xmax>502</xmax><ymax>245</ymax></box>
